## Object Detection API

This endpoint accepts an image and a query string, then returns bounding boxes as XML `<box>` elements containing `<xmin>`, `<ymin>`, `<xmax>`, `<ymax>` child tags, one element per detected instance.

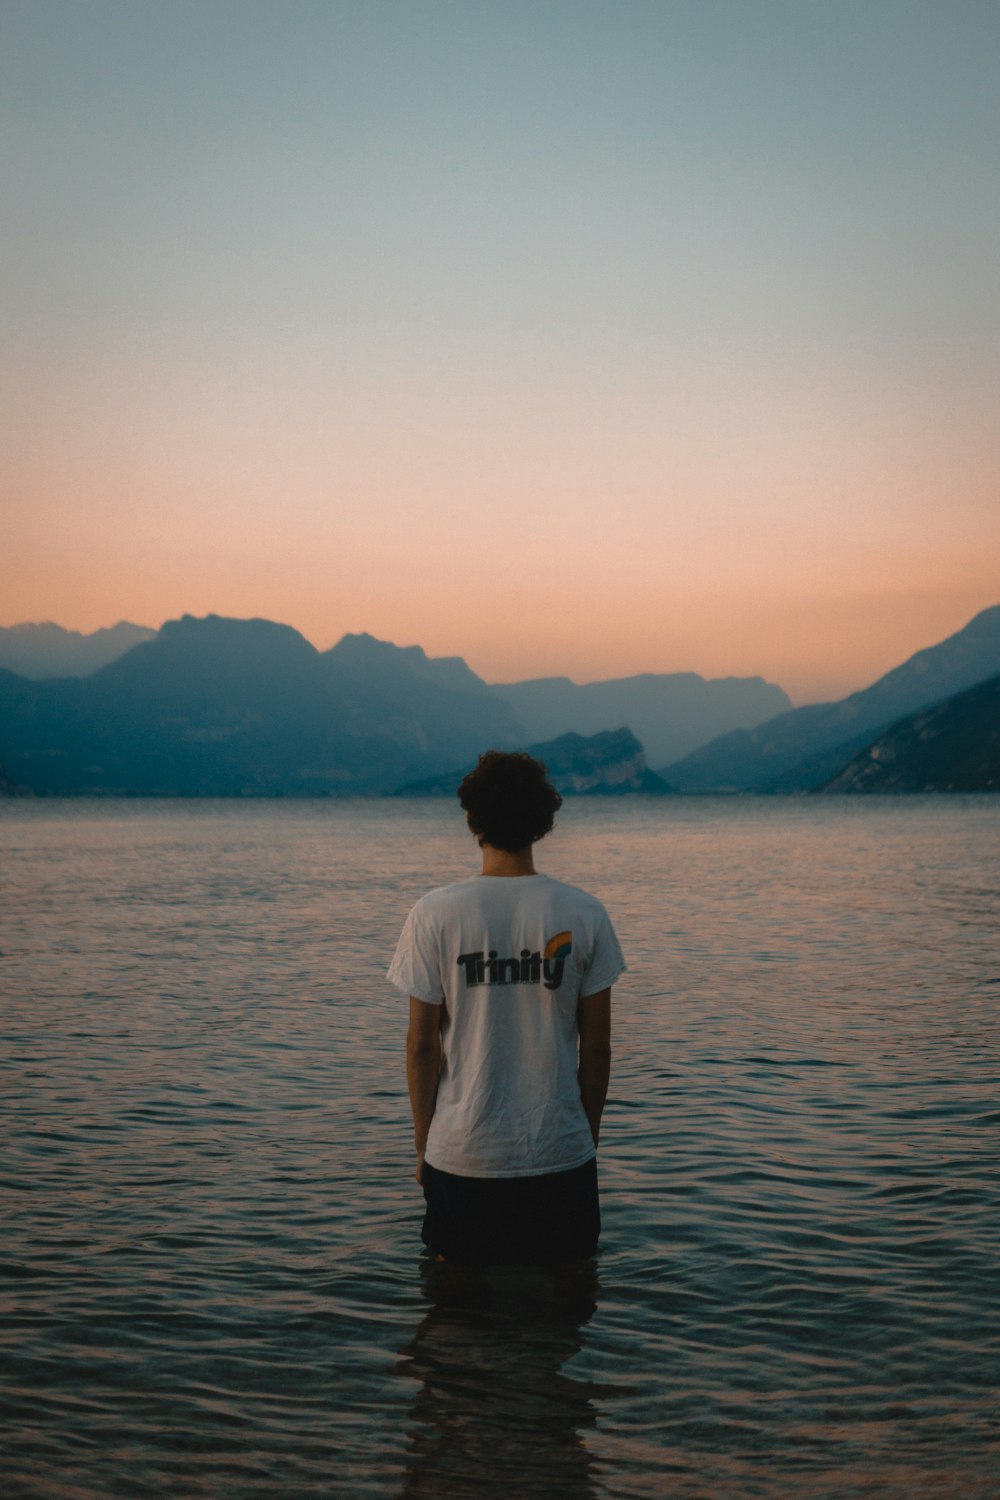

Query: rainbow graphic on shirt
<box><xmin>544</xmin><ymin>931</ymin><xmax>573</xmax><ymax>963</ymax></box>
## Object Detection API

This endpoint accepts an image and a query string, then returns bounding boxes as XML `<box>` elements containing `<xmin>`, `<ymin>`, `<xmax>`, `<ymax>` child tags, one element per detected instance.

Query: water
<box><xmin>2</xmin><ymin>796</ymin><xmax>998</xmax><ymax>1498</ymax></box>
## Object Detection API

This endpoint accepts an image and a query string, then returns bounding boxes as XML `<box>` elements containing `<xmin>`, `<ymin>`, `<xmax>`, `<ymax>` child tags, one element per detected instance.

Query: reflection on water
<box><xmin>2</xmin><ymin>796</ymin><xmax>999</xmax><ymax>1498</ymax></box>
<box><xmin>398</xmin><ymin>1260</ymin><xmax>600</xmax><ymax>1499</ymax></box>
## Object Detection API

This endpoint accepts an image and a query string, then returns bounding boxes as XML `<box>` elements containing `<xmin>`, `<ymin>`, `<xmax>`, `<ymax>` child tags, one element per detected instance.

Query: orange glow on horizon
<box><xmin>4</xmin><ymin>8</ymin><xmax>999</xmax><ymax>709</ymax></box>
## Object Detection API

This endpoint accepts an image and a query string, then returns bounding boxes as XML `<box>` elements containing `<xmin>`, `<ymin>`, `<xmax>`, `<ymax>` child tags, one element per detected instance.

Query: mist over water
<box><xmin>2</xmin><ymin>797</ymin><xmax>999</xmax><ymax>1498</ymax></box>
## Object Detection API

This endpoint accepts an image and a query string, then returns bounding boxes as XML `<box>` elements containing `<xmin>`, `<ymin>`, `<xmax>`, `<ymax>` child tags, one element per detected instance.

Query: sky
<box><xmin>2</xmin><ymin>0</ymin><xmax>998</xmax><ymax>704</ymax></box>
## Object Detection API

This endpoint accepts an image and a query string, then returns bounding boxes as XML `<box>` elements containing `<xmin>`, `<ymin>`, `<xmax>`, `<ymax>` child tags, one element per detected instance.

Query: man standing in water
<box><xmin>388</xmin><ymin>751</ymin><xmax>626</xmax><ymax>1265</ymax></box>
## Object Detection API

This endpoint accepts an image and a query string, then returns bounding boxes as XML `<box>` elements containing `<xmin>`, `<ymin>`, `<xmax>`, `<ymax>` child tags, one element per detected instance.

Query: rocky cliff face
<box><xmin>397</xmin><ymin>728</ymin><xmax>673</xmax><ymax>796</ymax></box>
<box><xmin>530</xmin><ymin>729</ymin><xmax>673</xmax><ymax>794</ymax></box>
<box><xmin>821</xmin><ymin>674</ymin><xmax>1000</xmax><ymax>793</ymax></box>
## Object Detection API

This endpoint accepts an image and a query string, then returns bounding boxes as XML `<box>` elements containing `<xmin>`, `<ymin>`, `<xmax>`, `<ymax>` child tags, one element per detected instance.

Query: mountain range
<box><xmin>494</xmin><ymin>672</ymin><xmax>789</xmax><ymax>766</ymax></box>
<box><xmin>660</xmin><ymin>605</ymin><xmax>1000</xmax><ymax>792</ymax></box>
<box><xmin>0</xmin><ymin>621</ymin><xmax>157</xmax><ymax>678</ymax></box>
<box><xmin>0</xmin><ymin>615</ymin><xmax>786</xmax><ymax>795</ymax></box>
<box><xmin>0</xmin><ymin>617</ymin><xmax>520</xmax><ymax>796</ymax></box>
<box><xmin>1</xmin><ymin>608</ymin><xmax>997</xmax><ymax>795</ymax></box>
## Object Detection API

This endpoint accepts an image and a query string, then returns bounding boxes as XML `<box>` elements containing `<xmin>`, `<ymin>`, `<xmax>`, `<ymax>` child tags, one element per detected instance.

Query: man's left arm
<box><xmin>406</xmin><ymin>996</ymin><xmax>443</xmax><ymax>1184</ymax></box>
<box><xmin>577</xmin><ymin>987</ymin><xmax>612</xmax><ymax>1148</ymax></box>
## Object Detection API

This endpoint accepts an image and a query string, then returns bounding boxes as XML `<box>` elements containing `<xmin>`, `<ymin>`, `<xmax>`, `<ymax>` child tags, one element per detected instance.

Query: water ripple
<box><xmin>1</xmin><ymin>796</ymin><xmax>999</xmax><ymax>1498</ymax></box>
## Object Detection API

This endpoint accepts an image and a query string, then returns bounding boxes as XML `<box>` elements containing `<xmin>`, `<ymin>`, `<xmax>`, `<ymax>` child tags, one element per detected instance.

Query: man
<box><xmin>388</xmin><ymin>750</ymin><xmax>626</xmax><ymax>1265</ymax></box>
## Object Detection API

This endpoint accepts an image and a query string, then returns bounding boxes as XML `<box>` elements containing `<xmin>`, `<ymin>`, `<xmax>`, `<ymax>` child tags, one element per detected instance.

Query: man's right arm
<box><xmin>577</xmin><ymin>988</ymin><xmax>612</xmax><ymax>1147</ymax></box>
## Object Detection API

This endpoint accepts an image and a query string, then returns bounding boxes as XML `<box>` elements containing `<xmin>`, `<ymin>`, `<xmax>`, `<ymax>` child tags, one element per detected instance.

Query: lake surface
<box><xmin>2</xmin><ymin>796</ymin><xmax>999</xmax><ymax>1498</ymax></box>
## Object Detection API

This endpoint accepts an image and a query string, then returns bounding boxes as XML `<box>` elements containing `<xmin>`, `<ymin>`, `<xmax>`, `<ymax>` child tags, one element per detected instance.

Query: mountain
<box><xmin>0</xmin><ymin>621</ymin><xmax>156</xmax><ymax>678</ymax></box>
<box><xmin>397</xmin><ymin>728</ymin><xmax>674</xmax><ymax>796</ymax></box>
<box><xmin>0</xmin><ymin>615</ymin><xmax>525</xmax><ymax>796</ymax></box>
<box><xmin>493</xmin><ymin>672</ymin><xmax>791</xmax><ymax>766</ymax></box>
<box><xmin>661</xmin><ymin>606</ymin><xmax>1000</xmax><ymax>792</ymax></box>
<box><xmin>821</xmin><ymin>673</ymin><xmax>1000</xmax><ymax>793</ymax></box>
<box><xmin>3</xmin><ymin>617</ymin><xmax>792</xmax><ymax>770</ymax></box>
<box><xmin>322</xmin><ymin>630</ymin><xmax>505</xmax><ymax>723</ymax></box>
<box><xmin>13</xmin><ymin>606</ymin><xmax>994</xmax><ymax>798</ymax></box>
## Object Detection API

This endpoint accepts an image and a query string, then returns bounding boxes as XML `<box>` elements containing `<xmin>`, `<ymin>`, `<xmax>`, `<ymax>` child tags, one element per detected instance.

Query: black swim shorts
<box><xmin>420</xmin><ymin>1156</ymin><xmax>600</xmax><ymax>1266</ymax></box>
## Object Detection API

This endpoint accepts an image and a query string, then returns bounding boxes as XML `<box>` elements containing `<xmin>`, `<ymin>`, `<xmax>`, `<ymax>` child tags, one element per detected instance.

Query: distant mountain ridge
<box><xmin>3</xmin><ymin>607</ymin><xmax>998</xmax><ymax>796</ymax></box>
<box><xmin>0</xmin><ymin>620</ymin><xmax>790</xmax><ymax>768</ymax></box>
<box><xmin>0</xmin><ymin>616</ymin><xmax>681</xmax><ymax>796</ymax></box>
<box><xmin>494</xmin><ymin>671</ymin><xmax>790</xmax><ymax>766</ymax></box>
<box><xmin>0</xmin><ymin>615</ymin><xmax>525</xmax><ymax>796</ymax></box>
<box><xmin>662</xmin><ymin>606</ymin><xmax>1000</xmax><ymax>792</ymax></box>
<box><xmin>0</xmin><ymin>613</ymin><xmax>797</xmax><ymax>796</ymax></box>
<box><xmin>0</xmin><ymin>621</ymin><xmax>156</xmax><ymax>678</ymax></box>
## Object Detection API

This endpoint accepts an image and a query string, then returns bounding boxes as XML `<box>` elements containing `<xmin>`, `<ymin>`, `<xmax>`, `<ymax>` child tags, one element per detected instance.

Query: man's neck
<box><xmin>480</xmin><ymin>844</ymin><xmax>537</xmax><ymax>877</ymax></box>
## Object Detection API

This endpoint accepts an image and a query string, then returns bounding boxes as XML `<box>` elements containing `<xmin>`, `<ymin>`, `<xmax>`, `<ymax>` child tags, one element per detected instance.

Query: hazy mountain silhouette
<box><xmin>397</xmin><ymin>728</ymin><xmax>674</xmax><ymax>796</ymax></box>
<box><xmin>821</xmin><ymin>673</ymin><xmax>1000</xmax><ymax>793</ymax></box>
<box><xmin>6</xmin><ymin>607</ymin><xmax>996</xmax><ymax>797</ymax></box>
<box><xmin>0</xmin><ymin>621</ymin><xmax>156</xmax><ymax>678</ymax></box>
<box><xmin>494</xmin><ymin>672</ymin><xmax>790</xmax><ymax>766</ymax></box>
<box><xmin>2</xmin><ymin>618</ymin><xmax>790</xmax><ymax>763</ymax></box>
<box><xmin>0</xmin><ymin>615</ymin><xmax>525</xmax><ymax>795</ymax></box>
<box><xmin>0</xmin><ymin>614</ymin><xmax>795</xmax><ymax>796</ymax></box>
<box><xmin>662</xmin><ymin>605</ymin><xmax>1000</xmax><ymax>792</ymax></box>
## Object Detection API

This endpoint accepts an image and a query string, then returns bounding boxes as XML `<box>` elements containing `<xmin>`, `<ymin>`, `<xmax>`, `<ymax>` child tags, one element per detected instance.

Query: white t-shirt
<box><xmin>387</xmin><ymin>873</ymin><xmax>626</xmax><ymax>1178</ymax></box>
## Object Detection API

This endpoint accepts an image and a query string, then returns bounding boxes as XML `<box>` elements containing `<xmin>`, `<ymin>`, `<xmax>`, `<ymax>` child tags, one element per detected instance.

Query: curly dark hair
<box><xmin>457</xmin><ymin>750</ymin><xmax>562</xmax><ymax>852</ymax></box>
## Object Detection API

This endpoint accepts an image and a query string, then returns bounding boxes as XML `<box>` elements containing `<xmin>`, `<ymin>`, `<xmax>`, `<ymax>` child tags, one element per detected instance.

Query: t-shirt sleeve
<box><xmin>580</xmin><ymin>907</ymin><xmax>627</xmax><ymax>997</ymax></box>
<box><xmin>386</xmin><ymin>901</ymin><xmax>445</xmax><ymax>1004</ymax></box>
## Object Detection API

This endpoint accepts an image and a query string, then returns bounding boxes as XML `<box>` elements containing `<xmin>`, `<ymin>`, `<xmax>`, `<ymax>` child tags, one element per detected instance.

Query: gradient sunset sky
<box><xmin>3</xmin><ymin>0</ymin><xmax>998</xmax><ymax>703</ymax></box>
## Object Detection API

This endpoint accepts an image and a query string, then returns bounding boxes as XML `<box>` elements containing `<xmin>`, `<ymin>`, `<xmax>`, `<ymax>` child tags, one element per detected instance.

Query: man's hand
<box><xmin>578</xmin><ymin>988</ymin><xmax>612</xmax><ymax>1147</ymax></box>
<box><xmin>415</xmin><ymin>1149</ymin><xmax>426</xmax><ymax>1186</ymax></box>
